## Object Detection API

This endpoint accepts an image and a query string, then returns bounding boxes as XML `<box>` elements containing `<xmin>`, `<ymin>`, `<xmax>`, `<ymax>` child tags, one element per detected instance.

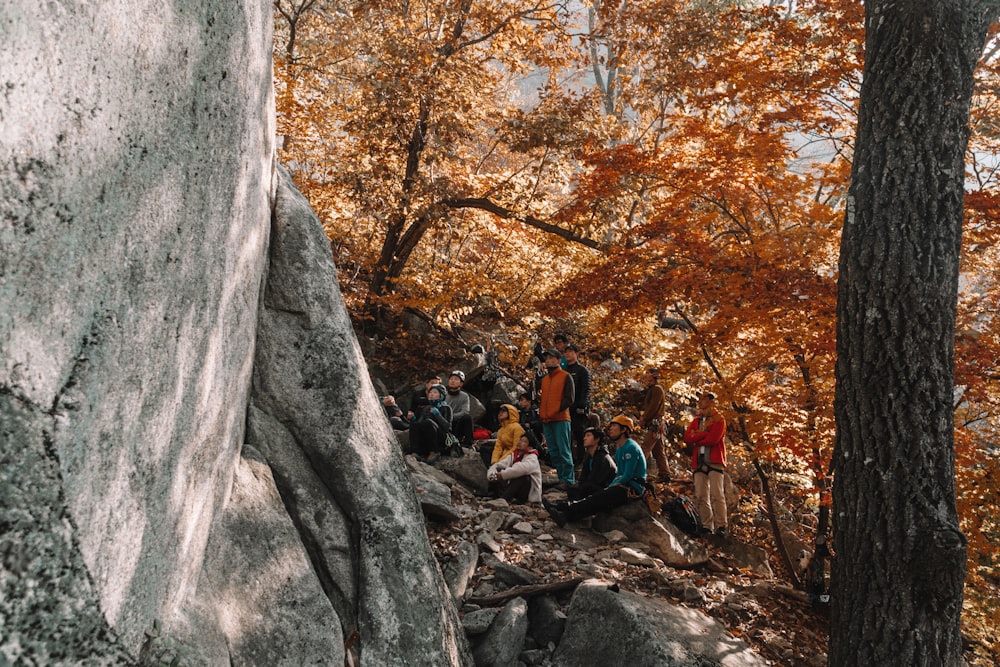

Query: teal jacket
<box><xmin>610</xmin><ymin>438</ymin><xmax>647</xmax><ymax>494</ymax></box>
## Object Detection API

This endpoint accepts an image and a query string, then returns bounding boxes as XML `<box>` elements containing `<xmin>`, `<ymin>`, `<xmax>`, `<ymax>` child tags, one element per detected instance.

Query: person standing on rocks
<box><xmin>566</xmin><ymin>427</ymin><xmax>616</xmax><ymax>501</ymax></box>
<box><xmin>487</xmin><ymin>434</ymin><xmax>542</xmax><ymax>504</ymax></box>
<box><xmin>542</xmin><ymin>415</ymin><xmax>646</xmax><ymax>527</ymax></box>
<box><xmin>683</xmin><ymin>391</ymin><xmax>728</xmax><ymax>536</ymax></box>
<box><xmin>409</xmin><ymin>384</ymin><xmax>452</xmax><ymax>464</ymax></box>
<box><xmin>539</xmin><ymin>349</ymin><xmax>576</xmax><ymax>488</ymax></box>
<box><xmin>564</xmin><ymin>343</ymin><xmax>591</xmax><ymax>465</ymax></box>
<box><xmin>638</xmin><ymin>367</ymin><xmax>670</xmax><ymax>483</ymax></box>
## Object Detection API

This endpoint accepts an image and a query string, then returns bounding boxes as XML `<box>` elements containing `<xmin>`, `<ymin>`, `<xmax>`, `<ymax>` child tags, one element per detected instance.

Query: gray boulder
<box><xmin>553</xmin><ymin>580</ymin><xmax>767</xmax><ymax>667</ymax></box>
<box><xmin>246</xmin><ymin>166</ymin><xmax>470</xmax><ymax>665</ymax></box>
<box><xmin>591</xmin><ymin>502</ymin><xmax>708</xmax><ymax>568</ymax></box>
<box><xmin>174</xmin><ymin>449</ymin><xmax>344</xmax><ymax>666</ymax></box>
<box><xmin>472</xmin><ymin>597</ymin><xmax>529</xmax><ymax>667</ymax></box>
<box><xmin>527</xmin><ymin>595</ymin><xmax>567</xmax><ymax>648</ymax></box>
<box><xmin>437</xmin><ymin>448</ymin><xmax>490</xmax><ymax>495</ymax></box>
<box><xmin>482</xmin><ymin>553</ymin><xmax>541</xmax><ymax>587</ymax></box>
<box><xmin>2</xmin><ymin>0</ymin><xmax>272</xmax><ymax>656</ymax></box>
<box><xmin>444</xmin><ymin>541</ymin><xmax>481</xmax><ymax>602</ymax></box>
<box><xmin>413</xmin><ymin>471</ymin><xmax>462</xmax><ymax>522</ymax></box>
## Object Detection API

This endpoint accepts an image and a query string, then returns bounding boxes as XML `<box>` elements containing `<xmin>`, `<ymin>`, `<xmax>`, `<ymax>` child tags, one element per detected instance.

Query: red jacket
<box><xmin>684</xmin><ymin>410</ymin><xmax>727</xmax><ymax>469</ymax></box>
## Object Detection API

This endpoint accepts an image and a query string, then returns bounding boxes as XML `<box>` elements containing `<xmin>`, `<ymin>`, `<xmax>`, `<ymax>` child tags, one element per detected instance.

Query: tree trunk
<box><xmin>831</xmin><ymin>2</ymin><xmax>997</xmax><ymax>665</ymax></box>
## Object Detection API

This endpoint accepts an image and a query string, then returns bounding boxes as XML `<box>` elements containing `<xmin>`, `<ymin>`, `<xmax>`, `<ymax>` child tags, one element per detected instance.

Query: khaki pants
<box><xmin>693</xmin><ymin>469</ymin><xmax>727</xmax><ymax>531</ymax></box>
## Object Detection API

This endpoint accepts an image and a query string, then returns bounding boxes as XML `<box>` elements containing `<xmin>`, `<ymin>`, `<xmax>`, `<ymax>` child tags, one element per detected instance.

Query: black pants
<box><xmin>410</xmin><ymin>420</ymin><xmax>444</xmax><ymax>457</ymax></box>
<box><xmin>565</xmin><ymin>485</ymin><xmax>630</xmax><ymax>522</ymax></box>
<box><xmin>567</xmin><ymin>481</ymin><xmax>605</xmax><ymax>502</ymax></box>
<box><xmin>570</xmin><ymin>412</ymin><xmax>589</xmax><ymax>463</ymax></box>
<box><xmin>479</xmin><ymin>440</ymin><xmax>496</xmax><ymax>468</ymax></box>
<box><xmin>452</xmin><ymin>414</ymin><xmax>474</xmax><ymax>447</ymax></box>
<box><xmin>497</xmin><ymin>476</ymin><xmax>532</xmax><ymax>504</ymax></box>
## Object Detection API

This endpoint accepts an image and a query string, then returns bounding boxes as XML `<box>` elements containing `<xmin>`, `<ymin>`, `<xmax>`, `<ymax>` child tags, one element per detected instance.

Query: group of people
<box><xmin>383</xmin><ymin>333</ymin><xmax>730</xmax><ymax>536</ymax></box>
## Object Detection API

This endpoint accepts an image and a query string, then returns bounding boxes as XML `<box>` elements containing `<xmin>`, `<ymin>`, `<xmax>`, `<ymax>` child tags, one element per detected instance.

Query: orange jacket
<box><xmin>539</xmin><ymin>368</ymin><xmax>574</xmax><ymax>423</ymax></box>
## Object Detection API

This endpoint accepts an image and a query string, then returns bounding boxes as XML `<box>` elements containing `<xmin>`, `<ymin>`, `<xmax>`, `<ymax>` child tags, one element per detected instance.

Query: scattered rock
<box><xmin>527</xmin><ymin>595</ymin><xmax>566</xmax><ymax>648</ymax></box>
<box><xmin>591</xmin><ymin>502</ymin><xmax>708</xmax><ymax>568</ymax></box>
<box><xmin>483</xmin><ymin>554</ymin><xmax>541</xmax><ymax>587</ymax></box>
<box><xmin>462</xmin><ymin>608</ymin><xmax>501</xmax><ymax>635</ymax></box>
<box><xmin>472</xmin><ymin>597</ymin><xmax>529</xmax><ymax>667</ymax></box>
<box><xmin>412</xmin><ymin>471</ymin><xmax>461</xmax><ymax>522</ymax></box>
<box><xmin>619</xmin><ymin>547</ymin><xmax>656</xmax><ymax>567</ymax></box>
<box><xmin>443</xmin><ymin>541</ymin><xmax>480</xmax><ymax>601</ymax></box>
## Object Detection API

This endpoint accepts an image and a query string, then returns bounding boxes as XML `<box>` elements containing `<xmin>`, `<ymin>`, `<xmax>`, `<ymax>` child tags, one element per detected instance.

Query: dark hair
<box><xmin>554</xmin><ymin>333</ymin><xmax>569</xmax><ymax>344</ymax></box>
<box><xmin>518</xmin><ymin>392</ymin><xmax>531</xmax><ymax>401</ymax></box>
<box><xmin>583</xmin><ymin>427</ymin><xmax>605</xmax><ymax>445</ymax></box>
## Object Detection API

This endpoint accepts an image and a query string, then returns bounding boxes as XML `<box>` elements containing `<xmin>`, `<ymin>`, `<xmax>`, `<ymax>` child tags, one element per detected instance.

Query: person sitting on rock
<box><xmin>567</xmin><ymin>427</ymin><xmax>616</xmax><ymax>501</ymax></box>
<box><xmin>542</xmin><ymin>415</ymin><xmax>647</xmax><ymax>527</ymax></box>
<box><xmin>383</xmin><ymin>395</ymin><xmax>409</xmax><ymax>431</ymax></box>
<box><xmin>445</xmin><ymin>370</ymin><xmax>475</xmax><ymax>447</ymax></box>
<box><xmin>408</xmin><ymin>383</ymin><xmax>452</xmax><ymax>464</ymax></box>
<box><xmin>487</xmin><ymin>434</ymin><xmax>542</xmax><ymax>504</ymax></box>
<box><xmin>480</xmin><ymin>403</ymin><xmax>525</xmax><ymax>468</ymax></box>
<box><xmin>410</xmin><ymin>375</ymin><xmax>442</xmax><ymax>413</ymax></box>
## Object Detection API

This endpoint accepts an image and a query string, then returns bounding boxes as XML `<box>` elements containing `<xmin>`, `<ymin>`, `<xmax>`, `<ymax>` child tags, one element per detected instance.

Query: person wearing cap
<box><xmin>408</xmin><ymin>383</ymin><xmax>453</xmax><ymax>464</ymax></box>
<box><xmin>638</xmin><ymin>367</ymin><xmax>670</xmax><ymax>483</ymax></box>
<box><xmin>542</xmin><ymin>414</ymin><xmax>647</xmax><ymax>526</ymax></box>
<box><xmin>684</xmin><ymin>391</ymin><xmax>728</xmax><ymax>536</ymax></box>
<box><xmin>563</xmin><ymin>343</ymin><xmax>591</xmax><ymax>465</ymax></box>
<box><xmin>566</xmin><ymin>427</ymin><xmax>616</xmax><ymax>501</ymax></box>
<box><xmin>539</xmin><ymin>348</ymin><xmax>576</xmax><ymax>486</ymax></box>
<box><xmin>553</xmin><ymin>333</ymin><xmax>570</xmax><ymax>369</ymax></box>
<box><xmin>445</xmin><ymin>370</ymin><xmax>474</xmax><ymax>448</ymax></box>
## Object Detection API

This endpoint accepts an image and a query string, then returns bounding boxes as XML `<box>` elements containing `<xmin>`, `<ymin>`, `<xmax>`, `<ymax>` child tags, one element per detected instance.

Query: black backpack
<box><xmin>664</xmin><ymin>495</ymin><xmax>702</xmax><ymax>535</ymax></box>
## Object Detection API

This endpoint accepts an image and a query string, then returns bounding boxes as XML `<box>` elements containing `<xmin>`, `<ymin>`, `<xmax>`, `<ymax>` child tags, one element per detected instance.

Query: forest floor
<box><xmin>423</xmin><ymin>466</ymin><xmax>832</xmax><ymax>667</ymax></box>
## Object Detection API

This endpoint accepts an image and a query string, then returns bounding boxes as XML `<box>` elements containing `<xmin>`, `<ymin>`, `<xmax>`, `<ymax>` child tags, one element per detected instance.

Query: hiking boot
<box><xmin>715</xmin><ymin>527</ymin><xmax>727</xmax><ymax>537</ymax></box>
<box><xmin>542</xmin><ymin>498</ymin><xmax>568</xmax><ymax>528</ymax></box>
<box><xmin>425</xmin><ymin>452</ymin><xmax>441</xmax><ymax>464</ymax></box>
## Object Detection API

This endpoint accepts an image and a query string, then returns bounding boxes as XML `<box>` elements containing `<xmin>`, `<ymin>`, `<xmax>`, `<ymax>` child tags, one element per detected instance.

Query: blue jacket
<box><xmin>610</xmin><ymin>438</ymin><xmax>647</xmax><ymax>494</ymax></box>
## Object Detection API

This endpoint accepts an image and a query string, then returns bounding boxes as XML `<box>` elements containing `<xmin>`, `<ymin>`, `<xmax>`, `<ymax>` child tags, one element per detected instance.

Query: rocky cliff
<box><xmin>0</xmin><ymin>2</ymin><xmax>466</xmax><ymax>664</ymax></box>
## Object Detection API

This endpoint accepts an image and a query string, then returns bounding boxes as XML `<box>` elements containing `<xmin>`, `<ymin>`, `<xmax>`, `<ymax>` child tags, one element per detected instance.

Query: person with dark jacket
<box><xmin>517</xmin><ymin>393</ymin><xmax>543</xmax><ymax>444</ymax></box>
<box><xmin>408</xmin><ymin>384</ymin><xmax>452</xmax><ymax>464</ymax></box>
<box><xmin>563</xmin><ymin>344</ymin><xmax>591</xmax><ymax>464</ymax></box>
<box><xmin>543</xmin><ymin>415</ymin><xmax>647</xmax><ymax>527</ymax></box>
<box><xmin>383</xmin><ymin>395</ymin><xmax>409</xmax><ymax>431</ymax></box>
<box><xmin>410</xmin><ymin>375</ymin><xmax>442</xmax><ymax>413</ymax></box>
<box><xmin>567</xmin><ymin>427</ymin><xmax>616</xmax><ymax>501</ymax></box>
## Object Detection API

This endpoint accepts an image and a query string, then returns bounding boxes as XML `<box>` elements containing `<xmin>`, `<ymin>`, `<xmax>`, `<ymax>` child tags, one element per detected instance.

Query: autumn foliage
<box><xmin>275</xmin><ymin>0</ymin><xmax>999</xmax><ymax>661</ymax></box>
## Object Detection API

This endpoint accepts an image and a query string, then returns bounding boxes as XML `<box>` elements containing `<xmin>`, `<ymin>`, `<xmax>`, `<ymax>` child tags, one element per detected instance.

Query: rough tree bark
<box><xmin>831</xmin><ymin>2</ymin><xmax>999</xmax><ymax>665</ymax></box>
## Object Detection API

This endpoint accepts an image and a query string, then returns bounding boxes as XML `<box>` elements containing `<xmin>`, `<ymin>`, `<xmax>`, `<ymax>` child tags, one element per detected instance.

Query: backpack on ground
<box><xmin>664</xmin><ymin>495</ymin><xmax>702</xmax><ymax>535</ymax></box>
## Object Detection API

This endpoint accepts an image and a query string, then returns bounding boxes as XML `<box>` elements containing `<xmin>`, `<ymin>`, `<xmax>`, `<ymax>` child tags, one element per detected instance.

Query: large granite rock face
<box><xmin>1</xmin><ymin>0</ymin><xmax>274</xmax><ymax>656</ymax></box>
<box><xmin>246</xmin><ymin>167</ymin><xmax>470</xmax><ymax>665</ymax></box>
<box><xmin>2</xmin><ymin>3</ymin><xmax>468</xmax><ymax>665</ymax></box>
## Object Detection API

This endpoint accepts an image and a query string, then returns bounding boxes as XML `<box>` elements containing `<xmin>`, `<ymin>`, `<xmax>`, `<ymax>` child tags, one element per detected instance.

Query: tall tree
<box><xmin>831</xmin><ymin>2</ymin><xmax>1000</xmax><ymax>665</ymax></box>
